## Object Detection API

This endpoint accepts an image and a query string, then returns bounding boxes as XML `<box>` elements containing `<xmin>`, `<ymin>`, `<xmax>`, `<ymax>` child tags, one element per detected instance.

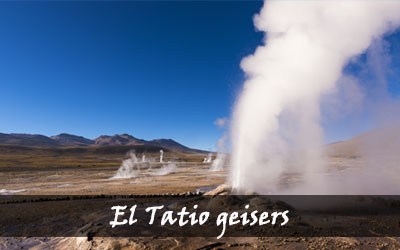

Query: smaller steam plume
<box><xmin>0</xmin><ymin>189</ymin><xmax>27</xmax><ymax>195</ymax></box>
<box><xmin>112</xmin><ymin>152</ymin><xmax>140</xmax><ymax>179</ymax></box>
<box><xmin>210</xmin><ymin>154</ymin><xmax>226</xmax><ymax>172</ymax></box>
<box><xmin>210</xmin><ymin>134</ymin><xmax>228</xmax><ymax>171</ymax></box>
<box><xmin>142</xmin><ymin>153</ymin><xmax>146</xmax><ymax>162</ymax></box>
<box><xmin>159</xmin><ymin>150</ymin><xmax>164</xmax><ymax>163</ymax></box>
<box><xmin>210</xmin><ymin>118</ymin><xmax>229</xmax><ymax>172</ymax></box>
<box><xmin>152</xmin><ymin>163</ymin><xmax>177</xmax><ymax>176</ymax></box>
<box><xmin>111</xmin><ymin>151</ymin><xmax>179</xmax><ymax>179</ymax></box>
<box><xmin>203</xmin><ymin>153</ymin><xmax>213</xmax><ymax>163</ymax></box>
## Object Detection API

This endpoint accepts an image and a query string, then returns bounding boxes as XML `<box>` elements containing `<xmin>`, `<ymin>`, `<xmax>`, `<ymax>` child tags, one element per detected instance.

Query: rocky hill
<box><xmin>0</xmin><ymin>133</ymin><xmax>206</xmax><ymax>154</ymax></box>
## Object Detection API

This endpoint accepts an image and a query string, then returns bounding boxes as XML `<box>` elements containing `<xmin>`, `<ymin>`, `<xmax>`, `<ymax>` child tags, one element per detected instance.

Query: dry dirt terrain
<box><xmin>0</xmin><ymin>146</ymin><xmax>224</xmax><ymax>195</ymax></box>
<box><xmin>1</xmin><ymin>161</ymin><xmax>225</xmax><ymax>196</ymax></box>
<box><xmin>0</xmin><ymin>141</ymin><xmax>400</xmax><ymax>249</ymax></box>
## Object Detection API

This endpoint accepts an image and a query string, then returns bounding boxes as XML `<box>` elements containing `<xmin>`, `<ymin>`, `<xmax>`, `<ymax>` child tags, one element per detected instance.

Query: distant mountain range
<box><xmin>0</xmin><ymin>133</ymin><xmax>206</xmax><ymax>154</ymax></box>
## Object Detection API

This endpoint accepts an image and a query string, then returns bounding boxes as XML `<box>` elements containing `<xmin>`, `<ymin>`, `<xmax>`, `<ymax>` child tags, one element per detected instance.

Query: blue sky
<box><xmin>0</xmin><ymin>1</ymin><xmax>399</xmax><ymax>150</ymax></box>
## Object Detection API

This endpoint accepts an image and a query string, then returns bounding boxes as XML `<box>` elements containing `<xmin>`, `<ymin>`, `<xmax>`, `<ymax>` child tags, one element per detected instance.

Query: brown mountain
<box><xmin>149</xmin><ymin>139</ymin><xmax>192</xmax><ymax>152</ymax></box>
<box><xmin>93</xmin><ymin>134</ymin><xmax>205</xmax><ymax>153</ymax></box>
<box><xmin>93</xmin><ymin>134</ymin><xmax>147</xmax><ymax>146</ymax></box>
<box><xmin>0</xmin><ymin>133</ymin><xmax>59</xmax><ymax>147</ymax></box>
<box><xmin>326</xmin><ymin>124</ymin><xmax>400</xmax><ymax>158</ymax></box>
<box><xmin>51</xmin><ymin>133</ymin><xmax>94</xmax><ymax>146</ymax></box>
<box><xmin>0</xmin><ymin>132</ymin><xmax>206</xmax><ymax>154</ymax></box>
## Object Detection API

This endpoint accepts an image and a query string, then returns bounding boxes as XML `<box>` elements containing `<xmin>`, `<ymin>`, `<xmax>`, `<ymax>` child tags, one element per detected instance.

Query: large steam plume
<box><xmin>230</xmin><ymin>1</ymin><xmax>400</xmax><ymax>194</ymax></box>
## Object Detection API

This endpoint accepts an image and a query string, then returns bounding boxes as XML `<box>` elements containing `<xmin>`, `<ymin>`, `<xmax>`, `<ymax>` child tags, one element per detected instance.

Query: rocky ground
<box><xmin>2</xmin><ymin>229</ymin><xmax>400</xmax><ymax>249</ymax></box>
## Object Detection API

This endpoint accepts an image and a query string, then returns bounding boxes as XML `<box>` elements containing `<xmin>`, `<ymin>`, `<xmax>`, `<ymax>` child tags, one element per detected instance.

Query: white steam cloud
<box><xmin>204</xmin><ymin>153</ymin><xmax>213</xmax><ymax>163</ymax></box>
<box><xmin>210</xmin><ymin>133</ymin><xmax>228</xmax><ymax>171</ymax></box>
<box><xmin>159</xmin><ymin>150</ymin><xmax>164</xmax><ymax>163</ymax></box>
<box><xmin>152</xmin><ymin>163</ymin><xmax>177</xmax><ymax>176</ymax></box>
<box><xmin>142</xmin><ymin>153</ymin><xmax>146</xmax><ymax>162</ymax></box>
<box><xmin>230</xmin><ymin>1</ymin><xmax>400</xmax><ymax>194</ymax></box>
<box><xmin>210</xmin><ymin>117</ymin><xmax>229</xmax><ymax>171</ymax></box>
<box><xmin>214</xmin><ymin>117</ymin><xmax>228</xmax><ymax>128</ymax></box>
<box><xmin>112</xmin><ymin>152</ymin><xmax>140</xmax><ymax>179</ymax></box>
<box><xmin>112</xmin><ymin>152</ymin><xmax>177</xmax><ymax>179</ymax></box>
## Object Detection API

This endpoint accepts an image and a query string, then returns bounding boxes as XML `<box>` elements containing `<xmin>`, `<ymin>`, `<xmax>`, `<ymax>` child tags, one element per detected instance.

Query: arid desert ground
<box><xmin>1</xmin><ymin>130</ymin><xmax>400</xmax><ymax>249</ymax></box>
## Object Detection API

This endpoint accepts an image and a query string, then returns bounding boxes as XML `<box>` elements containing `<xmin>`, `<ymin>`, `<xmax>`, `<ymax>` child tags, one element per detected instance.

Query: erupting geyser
<box><xmin>159</xmin><ymin>150</ymin><xmax>164</xmax><ymax>163</ymax></box>
<box><xmin>204</xmin><ymin>153</ymin><xmax>212</xmax><ymax>163</ymax></box>
<box><xmin>153</xmin><ymin>163</ymin><xmax>177</xmax><ymax>176</ymax></box>
<box><xmin>230</xmin><ymin>1</ymin><xmax>400</xmax><ymax>194</ymax></box>
<box><xmin>142</xmin><ymin>153</ymin><xmax>146</xmax><ymax>162</ymax></box>
<box><xmin>210</xmin><ymin>153</ymin><xmax>226</xmax><ymax>172</ymax></box>
<box><xmin>112</xmin><ymin>152</ymin><xmax>139</xmax><ymax>179</ymax></box>
<box><xmin>111</xmin><ymin>151</ymin><xmax>177</xmax><ymax>178</ymax></box>
<box><xmin>210</xmin><ymin>133</ymin><xmax>228</xmax><ymax>172</ymax></box>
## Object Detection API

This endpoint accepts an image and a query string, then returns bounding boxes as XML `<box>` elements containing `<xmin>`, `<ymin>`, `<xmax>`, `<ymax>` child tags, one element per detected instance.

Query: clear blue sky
<box><xmin>0</xmin><ymin>1</ymin><xmax>399</xmax><ymax>150</ymax></box>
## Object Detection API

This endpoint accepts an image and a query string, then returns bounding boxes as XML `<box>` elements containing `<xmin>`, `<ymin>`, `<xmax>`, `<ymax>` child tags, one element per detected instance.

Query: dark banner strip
<box><xmin>1</xmin><ymin>195</ymin><xmax>400</xmax><ymax>238</ymax></box>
